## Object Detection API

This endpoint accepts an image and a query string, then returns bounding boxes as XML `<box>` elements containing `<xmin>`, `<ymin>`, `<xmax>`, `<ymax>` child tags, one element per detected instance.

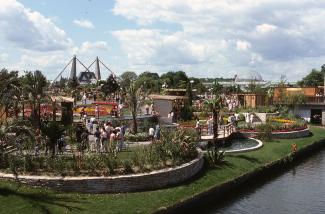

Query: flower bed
<box><xmin>239</xmin><ymin>125</ymin><xmax>308</xmax><ymax>133</ymax></box>
<box><xmin>0</xmin><ymin>150</ymin><xmax>204</xmax><ymax>193</ymax></box>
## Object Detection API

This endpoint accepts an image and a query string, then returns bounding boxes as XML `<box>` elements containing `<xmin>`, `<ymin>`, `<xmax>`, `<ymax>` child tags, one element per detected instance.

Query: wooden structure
<box><xmin>149</xmin><ymin>94</ymin><xmax>188</xmax><ymax>123</ymax></box>
<box><xmin>273</xmin><ymin>87</ymin><xmax>324</xmax><ymax>103</ymax></box>
<box><xmin>163</xmin><ymin>88</ymin><xmax>197</xmax><ymax>97</ymax></box>
<box><xmin>237</xmin><ymin>93</ymin><xmax>268</xmax><ymax>108</ymax></box>
<box><xmin>273</xmin><ymin>87</ymin><xmax>325</xmax><ymax>124</ymax></box>
<box><xmin>51</xmin><ymin>96</ymin><xmax>74</xmax><ymax>125</ymax></box>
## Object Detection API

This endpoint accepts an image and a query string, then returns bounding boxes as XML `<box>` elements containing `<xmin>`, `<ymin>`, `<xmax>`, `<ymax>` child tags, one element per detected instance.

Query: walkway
<box><xmin>200</xmin><ymin>124</ymin><xmax>236</xmax><ymax>140</ymax></box>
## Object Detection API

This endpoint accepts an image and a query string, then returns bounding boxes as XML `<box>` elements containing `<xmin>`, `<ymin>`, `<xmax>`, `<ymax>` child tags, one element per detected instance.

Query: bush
<box><xmin>206</xmin><ymin>145</ymin><xmax>226</xmax><ymax>166</ymax></box>
<box><xmin>256</xmin><ymin>122</ymin><xmax>273</xmax><ymax>141</ymax></box>
<box><xmin>125</xmin><ymin>132</ymin><xmax>149</xmax><ymax>142</ymax></box>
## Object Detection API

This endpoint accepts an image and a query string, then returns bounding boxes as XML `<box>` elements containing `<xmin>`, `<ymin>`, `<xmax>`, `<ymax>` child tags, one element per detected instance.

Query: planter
<box><xmin>238</xmin><ymin>128</ymin><xmax>310</xmax><ymax>139</ymax></box>
<box><xmin>0</xmin><ymin>151</ymin><xmax>204</xmax><ymax>194</ymax></box>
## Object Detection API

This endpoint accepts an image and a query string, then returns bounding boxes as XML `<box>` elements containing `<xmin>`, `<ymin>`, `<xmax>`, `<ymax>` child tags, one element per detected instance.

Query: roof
<box><xmin>78</xmin><ymin>71</ymin><xmax>96</xmax><ymax>83</ymax></box>
<box><xmin>149</xmin><ymin>94</ymin><xmax>188</xmax><ymax>100</ymax></box>
<box><xmin>51</xmin><ymin>96</ymin><xmax>74</xmax><ymax>103</ymax></box>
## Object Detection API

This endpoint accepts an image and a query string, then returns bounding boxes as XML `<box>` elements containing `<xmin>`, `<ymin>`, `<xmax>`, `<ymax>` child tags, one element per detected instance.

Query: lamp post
<box><xmin>37</xmin><ymin>94</ymin><xmax>41</xmax><ymax>128</ymax></box>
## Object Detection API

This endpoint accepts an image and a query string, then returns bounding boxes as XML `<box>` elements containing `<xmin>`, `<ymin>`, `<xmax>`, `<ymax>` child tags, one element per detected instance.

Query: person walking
<box><xmin>149</xmin><ymin>127</ymin><xmax>155</xmax><ymax>141</ymax></box>
<box><xmin>110</xmin><ymin>129</ymin><xmax>117</xmax><ymax>153</ymax></box>
<box><xmin>207</xmin><ymin>116</ymin><xmax>213</xmax><ymax>135</ymax></box>
<box><xmin>94</xmin><ymin>127</ymin><xmax>101</xmax><ymax>153</ymax></box>
<box><xmin>95</xmin><ymin>104</ymin><xmax>100</xmax><ymax>119</ymax></box>
<box><xmin>154</xmin><ymin>124</ymin><xmax>160</xmax><ymax>140</ymax></box>
<box><xmin>100</xmin><ymin>127</ymin><xmax>108</xmax><ymax>152</ymax></box>
<box><xmin>195</xmin><ymin>118</ymin><xmax>201</xmax><ymax>136</ymax></box>
<box><xmin>82</xmin><ymin>93</ymin><xmax>87</xmax><ymax>105</ymax></box>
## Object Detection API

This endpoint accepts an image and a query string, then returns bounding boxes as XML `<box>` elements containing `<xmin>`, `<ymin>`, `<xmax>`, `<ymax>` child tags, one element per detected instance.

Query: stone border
<box><xmin>224</xmin><ymin>138</ymin><xmax>263</xmax><ymax>154</ymax></box>
<box><xmin>239</xmin><ymin>128</ymin><xmax>310</xmax><ymax>139</ymax></box>
<box><xmin>0</xmin><ymin>151</ymin><xmax>204</xmax><ymax>194</ymax></box>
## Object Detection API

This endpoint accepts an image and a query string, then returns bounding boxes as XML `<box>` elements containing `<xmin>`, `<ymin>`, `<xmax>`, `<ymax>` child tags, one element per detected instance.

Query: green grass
<box><xmin>1</xmin><ymin>126</ymin><xmax>325</xmax><ymax>214</ymax></box>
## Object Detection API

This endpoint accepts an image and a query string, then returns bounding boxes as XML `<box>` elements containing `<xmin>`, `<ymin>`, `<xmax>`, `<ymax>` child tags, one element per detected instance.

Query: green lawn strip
<box><xmin>0</xmin><ymin>126</ymin><xmax>324</xmax><ymax>214</ymax></box>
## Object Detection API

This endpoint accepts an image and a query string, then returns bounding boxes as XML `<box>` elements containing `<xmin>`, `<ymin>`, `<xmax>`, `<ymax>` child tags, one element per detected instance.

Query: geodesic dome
<box><xmin>235</xmin><ymin>70</ymin><xmax>263</xmax><ymax>82</ymax></box>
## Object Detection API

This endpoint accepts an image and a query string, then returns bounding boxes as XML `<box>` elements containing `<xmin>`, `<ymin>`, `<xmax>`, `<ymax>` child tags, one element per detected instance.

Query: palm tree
<box><xmin>204</xmin><ymin>96</ymin><xmax>223</xmax><ymax>144</ymax></box>
<box><xmin>125</xmin><ymin>82</ymin><xmax>143</xmax><ymax>134</ymax></box>
<box><xmin>0</xmin><ymin>69</ymin><xmax>22</xmax><ymax>121</ymax></box>
<box><xmin>21</xmin><ymin>71</ymin><xmax>47</xmax><ymax>128</ymax></box>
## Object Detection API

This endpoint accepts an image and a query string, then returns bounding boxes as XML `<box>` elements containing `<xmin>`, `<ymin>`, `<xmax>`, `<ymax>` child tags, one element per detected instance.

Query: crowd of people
<box><xmin>84</xmin><ymin>120</ymin><xmax>127</xmax><ymax>153</ymax></box>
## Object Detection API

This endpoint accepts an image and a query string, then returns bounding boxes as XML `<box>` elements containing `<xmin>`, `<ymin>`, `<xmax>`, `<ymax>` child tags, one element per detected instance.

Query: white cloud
<box><xmin>73</xmin><ymin>19</ymin><xmax>95</xmax><ymax>29</ymax></box>
<box><xmin>236</xmin><ymin>40</ymin><xmax>251</xmax><ymax>51</ymax></box>
<box><xmin>255</xmin><ymin>24</ymin><xmax>277</xmax><ymax>34</ymax></box>
<box><xmin>77</xmin><ymin>41</ymin><xmax>109</xmax><ymax>54</ymax></box>
<box><xmin>0</xmin><ymin>0</ymin><xmax>72</xmax><ymax>52</ymax></box>
<box><xmin>113</xmin><ymin>0</ymin><xmax>325</xmax><ymax>80</ymax></box>
<box><xmin>0</xmin><ymin>53</ymin><xmax>9</xmax><ymax>62</ymax></box>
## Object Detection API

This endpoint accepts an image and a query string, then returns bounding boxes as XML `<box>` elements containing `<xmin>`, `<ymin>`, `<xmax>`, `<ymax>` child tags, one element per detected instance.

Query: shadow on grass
<box><xmin>0</xmin><ymin>185</ymin><xmax>85</xmax><ymax>214</ymax></box>
<box><xmin>227</xmin><ymin>154</ymin><xmax>261</xmax><ymax>164</ymax></box>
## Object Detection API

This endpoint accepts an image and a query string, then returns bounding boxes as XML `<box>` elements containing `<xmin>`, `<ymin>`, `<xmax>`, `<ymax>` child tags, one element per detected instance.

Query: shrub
<box><xmin>256</xmin><ymin>122</ymin><xmax>273</xmax><ymax>141</ymax></box>
<box><xmin>121</xmin><ymin>159</ymin><xmax>134</xmax><ymax>174</ymax></box>
<box><xmin>206</xmin><ymin>145</ymin><xmax>226</xmax><ymax>166</ymax></box>
<box><xmin>125</xmin><ymin>132</ymin><xmax>149</xmax><ymax>142</ymax></box>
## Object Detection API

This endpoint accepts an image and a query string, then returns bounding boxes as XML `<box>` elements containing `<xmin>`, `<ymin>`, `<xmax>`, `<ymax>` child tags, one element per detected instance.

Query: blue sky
<box><xmin>1</xmin><ymin>0</ymin><xmax>325</xmax><ymax>81</ymax></box>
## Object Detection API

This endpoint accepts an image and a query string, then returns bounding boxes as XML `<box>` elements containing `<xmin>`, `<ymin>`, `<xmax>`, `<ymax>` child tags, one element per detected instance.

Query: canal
<box><xmin>203</xmin><ymin>148</ymin><xmax>325</xmax><ymax>214</ymax></box>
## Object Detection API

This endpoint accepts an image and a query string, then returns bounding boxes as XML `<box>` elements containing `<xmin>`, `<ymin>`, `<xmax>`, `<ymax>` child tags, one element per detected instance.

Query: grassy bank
<box><xmin>1</xmin><ymin>126</ymin><xmax>325</xmax><ymax>214</ymax></box>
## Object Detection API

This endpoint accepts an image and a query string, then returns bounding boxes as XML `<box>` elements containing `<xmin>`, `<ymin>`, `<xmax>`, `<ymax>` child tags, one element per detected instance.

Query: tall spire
<box><xmin>69</xmin><ymin>55</ymin><xmax>77</xmax><ymax>80</ymax></box>
<box><xmin>95</xmin><ymin>56</ymin><xmax>101</xmax><ymax>80</ymax></box>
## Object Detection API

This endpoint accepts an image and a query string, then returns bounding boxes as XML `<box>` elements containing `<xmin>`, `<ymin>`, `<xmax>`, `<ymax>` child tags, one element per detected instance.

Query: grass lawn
<box><xmin>1</xmin><ymin>126</ymin><xmax>325</xmax><ymax>214</ymax></box>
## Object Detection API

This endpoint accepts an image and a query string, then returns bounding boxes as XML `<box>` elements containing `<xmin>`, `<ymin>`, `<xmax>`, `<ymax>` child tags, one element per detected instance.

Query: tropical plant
<box><xmin>125</xmin><ymin>81</ymin><xmax>143</xmax><ymax>133</ymax></box>
<box><xmin>204</xmin><ymin>96</ymin><xmax>223</xmax><ymax>144</ymax></box>
<box><xmin>0</xmin><ymin>69</ymin><xmax>22</xmax><ymax>121</ymax></box>
<box><xmin>256</xmin><ymin>122</ymin><xmax>273</xmax><ymax>141</ymax></box>
<box><xmin>40</xmin><ymin>121</ymin><xmax>65</xmax><ymax>156</ymax></box>
<box><xmin>101</xmin><ymin>74</ymin><xmax>119</xmax><ymax>96</ymax></box>
<box><xmin>206</xmin><ymin>145</ymin><xmax>226</xmax><ymax>166</ymax></box>
<box><xmin>21</xmin><ymin>70</ymin><xmax>48</xmax><ymax>128</ymax></box>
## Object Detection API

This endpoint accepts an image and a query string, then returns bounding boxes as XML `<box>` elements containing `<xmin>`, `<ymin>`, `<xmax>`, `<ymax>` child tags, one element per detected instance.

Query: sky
<box><xmin>1</xmin><ymin>0</ymin><xmax>325</xmax><ymax>81</ymax></box>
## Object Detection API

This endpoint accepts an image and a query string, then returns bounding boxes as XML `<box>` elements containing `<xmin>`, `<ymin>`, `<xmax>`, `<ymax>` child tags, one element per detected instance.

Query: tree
<box><xmin>67</xmin><ymin>76</ymin><xmax>79</xmax><ymax>89</ymax></box>
<box><xmin>125</xmin><ymin>81</ymin><xmax>143</xmax><ymax>134</ymax></box>
<box><xmin>41</xmin><ymin>121</ymin><xmax>64</xmax><ymax>156</ymax></box>
<box><xmin>160</xmin><ymin>71</ymin><xmax>189</xmax><ymax>88</ymax></box>
<box><xmin>298</xmin><ymin>68</ymin><xmax>324</xmax><ymax>87</ymax></box>
<box><xmin>119</xmin><ymin>71</ymin><xmax>138</xmax><ymax>91</ymax></box>
<box><xmin>136</xmin><ymin>71</ymin><xmax>160</xmax><ymax>94</ymax></box>
<box><xmin>189</xmin><ymin>77</ymin><xmax>206</xmax><ymax>94</ymax></box>
<box><xmin>204</xmin><ymin>96</ymin><xmax>223</xmax><ymax>144</ymax></box>
<box><xmin>101</xmin><ymin>74</ymin><xmax>119</xmax><ymax>96</ymax></box>
<box><xmin>0</xmin><ymin>69</ymin><xmax>21</xmax><ymax>120</ymax></box>
<box><xmin>285</xmin><ymin>93</ymin><xmax>306</xmax><ymax>115</ymax></box>
<box><xmin>212</xmin><ymin>81</ymin><xmax>223</xmax><ymax>95</ymax></box>
<box><xmin>186</xmin><ymin>81</ymin><xmax>193</xmax><ymax>106</ymax></box>
<box><xmin>21</xmin><ymin>71</ymin><xmax>48</xmax><ymax>128</ymax></box>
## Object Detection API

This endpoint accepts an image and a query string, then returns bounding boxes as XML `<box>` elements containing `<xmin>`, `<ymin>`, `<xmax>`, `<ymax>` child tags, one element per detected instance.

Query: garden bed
<box><xmin>0</xmin><ymin>151</ymin><xmax>203</xmax><ymax>193</ymax></box>
<box><xmin>238</xmin><ymin>127</ymin><xmax>310</xmax><ymax>139</ymax></box>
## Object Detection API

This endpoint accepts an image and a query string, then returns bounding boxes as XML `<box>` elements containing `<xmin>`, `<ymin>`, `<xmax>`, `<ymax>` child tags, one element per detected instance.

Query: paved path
<box><xmin>201</xmin><ymin>126</ymin><xmax>236</xmax><ymax>140</ymax></box>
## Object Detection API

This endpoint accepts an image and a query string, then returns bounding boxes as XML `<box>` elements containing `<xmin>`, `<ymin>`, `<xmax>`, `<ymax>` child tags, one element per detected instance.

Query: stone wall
<box><xmin>239</xmin><ymin>128</ymin><xmax>310</xmax><ymax>139</ymax></box>
<box><xmin>0</xmin><ymin>152</ymin><xmax>204</xmax><ymax>194</ymax></box>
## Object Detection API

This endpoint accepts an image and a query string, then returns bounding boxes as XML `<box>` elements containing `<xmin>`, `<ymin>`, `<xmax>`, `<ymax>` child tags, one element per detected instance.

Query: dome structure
<box><xmin>235</xmin><ymin>70</ymin><xmax>263</xmax><ymax>82</ymax></box>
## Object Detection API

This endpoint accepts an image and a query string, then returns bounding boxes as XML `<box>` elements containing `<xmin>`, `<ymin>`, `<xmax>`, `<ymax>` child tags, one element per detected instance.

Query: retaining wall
<box><xmin>0</xmin><ymin>152</ymin><xmax>204</xmax><ymax>193</ymax></box>
<box><xmin>239</xmin><ymin>128</ymin><xmax>310</xmax><ymax>139</ymax></box>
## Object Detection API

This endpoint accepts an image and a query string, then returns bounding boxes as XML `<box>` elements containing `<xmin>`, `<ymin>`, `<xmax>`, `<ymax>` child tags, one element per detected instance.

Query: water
<box><xmin>204</xmin><ymin>149</ymin><xmax>325</xmax><ymax>214</ymax></box>
<box><xmin>220</xmin><ymin>139</ymin><xmax>259</xmax><ymax>152</ymax></box>
<box><xmin>198</xmin><ymin>139</ymin><xmax>259</xmax><ymax>152</ymax></box>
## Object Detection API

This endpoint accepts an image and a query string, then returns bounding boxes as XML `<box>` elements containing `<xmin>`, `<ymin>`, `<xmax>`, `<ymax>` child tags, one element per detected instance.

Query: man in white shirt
<box><xmin>149</xmin><ymin>127</ymin><xmax>155</xmax><ymax>141</ymax></box>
